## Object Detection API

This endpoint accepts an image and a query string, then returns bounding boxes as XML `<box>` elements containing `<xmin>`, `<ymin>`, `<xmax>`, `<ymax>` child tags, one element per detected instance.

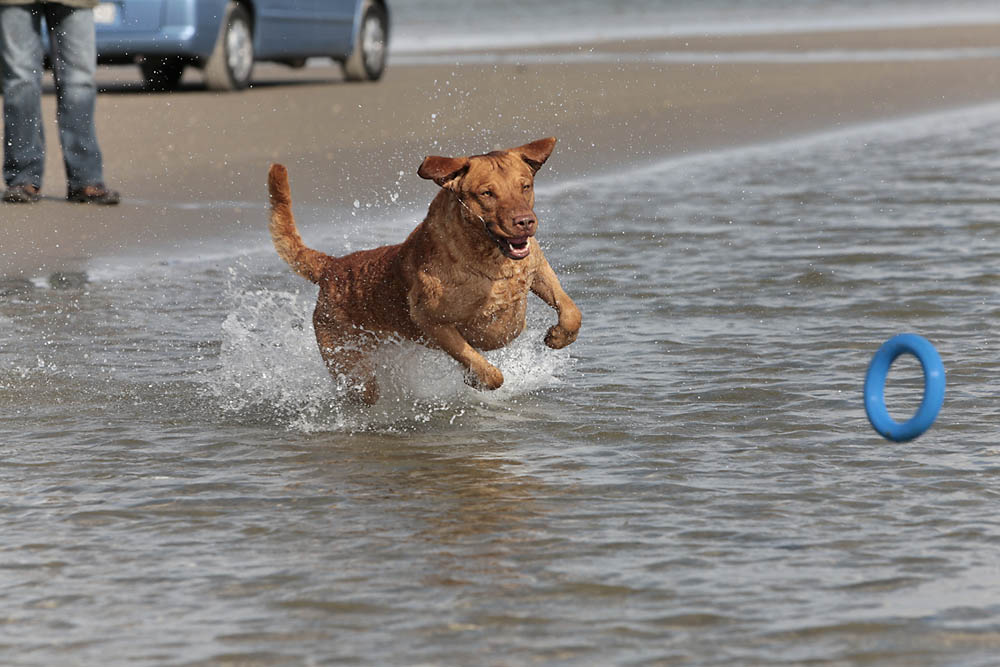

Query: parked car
<box><xmin>94</xmin><ymin>0</ymin><xmax>389</xmax><ymax>91</ymax></box>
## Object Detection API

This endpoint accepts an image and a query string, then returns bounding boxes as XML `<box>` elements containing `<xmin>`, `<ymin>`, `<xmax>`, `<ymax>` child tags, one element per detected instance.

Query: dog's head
<box><xmin>418</xmin><ymin>137</ymin><xmax>556</xmax><ymax>260</ymax></box>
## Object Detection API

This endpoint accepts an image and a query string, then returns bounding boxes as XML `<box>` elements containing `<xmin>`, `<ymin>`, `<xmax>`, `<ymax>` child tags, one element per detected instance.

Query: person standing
<box><xmin>0</xmin><ymin>0</ymin><xmax>119</xmax><ymax>204</ymax></box>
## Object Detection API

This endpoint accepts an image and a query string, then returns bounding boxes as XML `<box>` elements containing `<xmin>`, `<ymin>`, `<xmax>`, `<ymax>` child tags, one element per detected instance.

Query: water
<box><xmin>4</xmin><ymin>94</ymin><xmax>1000</xmax><ymax>663</ymax></box>
<box><xmin>390</xmin><ymin>0</ymin><xmax>1000</xmax><ymax>53</ymax></box>
<box><xmin>5</xmin><ymin>1</ymin><xmax>1000</xmax><ymax>662</ymax></box>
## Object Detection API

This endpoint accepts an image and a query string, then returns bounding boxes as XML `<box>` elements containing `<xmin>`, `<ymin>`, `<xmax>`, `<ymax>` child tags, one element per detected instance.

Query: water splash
<box><xmin>205</xmin><ymin>269</ymin><xmax>574</xmax><ymax>433</ymax></box>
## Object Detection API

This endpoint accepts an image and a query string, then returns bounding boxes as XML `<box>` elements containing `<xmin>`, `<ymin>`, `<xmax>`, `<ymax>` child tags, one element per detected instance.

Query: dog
<box><xmin>267</xmin><ymin>137</ymin><xmax>581</xmax><ymax>404</ymax></box>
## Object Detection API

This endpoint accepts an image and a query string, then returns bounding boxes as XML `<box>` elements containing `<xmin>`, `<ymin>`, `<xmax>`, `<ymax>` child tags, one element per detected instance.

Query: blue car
<box><xmin>94</xmin><ymin>0</ymin><xmax>389</xmax><ymax>91</ymax></box>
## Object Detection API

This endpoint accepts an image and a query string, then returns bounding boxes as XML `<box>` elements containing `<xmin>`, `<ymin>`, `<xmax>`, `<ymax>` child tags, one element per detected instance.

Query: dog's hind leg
<box><xmin>313</xmin><ymin>309</ymin><xmax>381</xmax><ymax>405</ymax></box>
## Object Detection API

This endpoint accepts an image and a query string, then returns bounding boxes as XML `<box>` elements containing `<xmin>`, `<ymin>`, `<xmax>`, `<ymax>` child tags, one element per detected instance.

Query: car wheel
<box><xmin>343</xmin><ymin>0</ymin><xmax>387</xmax><ymax>82</ymax></box>
<box><xmin>140</xmin><ymin>57</ymin><xmax>185</xmax><ymax>91</ymax></box>
<box><xmin>204</xmin><ymin>1</ymin><xmax>254</xmax><ymax>91</ymax></box>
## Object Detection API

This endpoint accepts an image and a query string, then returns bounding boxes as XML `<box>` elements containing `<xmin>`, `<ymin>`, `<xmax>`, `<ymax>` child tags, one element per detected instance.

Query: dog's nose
<box><xmin>512</xmin><ymin>214</ymin><xmax>536</xmax><ymax>231</ymax></box>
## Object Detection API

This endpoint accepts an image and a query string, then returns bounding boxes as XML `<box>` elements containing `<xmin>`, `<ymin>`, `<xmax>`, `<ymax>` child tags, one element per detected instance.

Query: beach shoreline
<box><xmin>3</xmin><ymin>23</ymin><xmax>1000</xmax><ymax>277</ymax></box>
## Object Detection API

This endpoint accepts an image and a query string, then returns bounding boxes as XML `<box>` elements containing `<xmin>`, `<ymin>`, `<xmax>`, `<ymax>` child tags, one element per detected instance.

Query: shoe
<box><xmin>3</xmin><ymin>184</ymin><xmax>41</xmax><ymax>203</ymax></box>
<box><xmin>67</xmin><ymin>184</ymin><xmax>120</xmax><ymax>205</ymax></box>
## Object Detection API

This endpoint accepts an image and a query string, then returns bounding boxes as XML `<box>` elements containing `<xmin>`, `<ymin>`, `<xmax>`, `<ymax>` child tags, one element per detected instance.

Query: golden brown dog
<box><xmin>267</xmin><ymin>137</ymin><xmax>581</xmax><ymax>404</ymax></box>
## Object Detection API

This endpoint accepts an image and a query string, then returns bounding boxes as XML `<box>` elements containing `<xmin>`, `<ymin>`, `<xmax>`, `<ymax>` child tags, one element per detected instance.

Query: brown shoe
<box><xmin>67</xmin><ymin>184</ymin><xmax>120</xmax><ymax>205</ymax></box>
<box><xmin>3</xmin><ymin>184</ymin><xmax>41</xmax><ymax>203</ymax></box>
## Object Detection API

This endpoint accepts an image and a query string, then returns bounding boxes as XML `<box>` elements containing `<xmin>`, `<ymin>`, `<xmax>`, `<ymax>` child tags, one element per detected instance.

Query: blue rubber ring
<box><xmin>864</xmin><ymin>334</ymin><xmax>946</xmax><ymax>442</ymax></box>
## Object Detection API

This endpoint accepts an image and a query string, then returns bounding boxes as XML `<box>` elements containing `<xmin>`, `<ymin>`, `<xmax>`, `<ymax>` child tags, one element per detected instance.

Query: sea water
<box><xmin>3</xmin><ymin>97</ymin><xmax>1000</xmax><ymax>664</ymax></box>
<box><xmin>4</xmin><ymin>2</ymin><xmax>1000</xmax><ymax>661</ymax></box>
<box><xmin>390</xmin><ymin>0</ymin><xmax>1000</xmax><ymax>53</ymax></box>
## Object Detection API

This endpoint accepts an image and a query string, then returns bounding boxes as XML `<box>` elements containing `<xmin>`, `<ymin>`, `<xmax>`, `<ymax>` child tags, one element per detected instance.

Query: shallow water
<box><xmin>390</xmin><ymin>0</ymin><xmax>1000</xmax><ymax>53</ymax></box>
<box><xmin>394</xmin><ymin>46</ymin><xmax>1000</xmax><ymax>67</ymax></box>
<box><xmin>3</xmin><ymin>99</ymin><xmax>1000</xmax><ymax>664</ymax></box>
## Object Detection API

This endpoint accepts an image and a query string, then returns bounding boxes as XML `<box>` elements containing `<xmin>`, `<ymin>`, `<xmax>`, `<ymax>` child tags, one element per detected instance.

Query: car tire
<box><xmin>342</xmin><ymin>0</ymin><xmax>387</xmax><ymax>82</ymax></box>
<box><xmin>140</xmin><ymin>57</ymin><xmax>186</xmax><ymax>92</ymax></box>
<box><xmin>203</xmin><ymin>1</ymin><xmax>254</xmax><ymax>91</ymax></box>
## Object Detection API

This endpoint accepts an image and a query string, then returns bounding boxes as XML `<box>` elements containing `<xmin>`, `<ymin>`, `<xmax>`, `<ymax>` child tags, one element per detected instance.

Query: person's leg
<box><xmin>0</xmin><ymin>5</ymin><xmax>46</xmax><ymax>190</ymax></box>
<box><xmin>46</xmin><ymin>3</ymin><xmax>104</xmax><ymax>191</ymax></box>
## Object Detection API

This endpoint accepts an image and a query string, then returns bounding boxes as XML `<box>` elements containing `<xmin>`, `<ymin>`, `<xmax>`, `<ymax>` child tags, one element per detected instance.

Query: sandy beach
<box><xmin>4</xmin><ymin>23</ymin><xmax>1000</xmax><ymax>276</ymax></box>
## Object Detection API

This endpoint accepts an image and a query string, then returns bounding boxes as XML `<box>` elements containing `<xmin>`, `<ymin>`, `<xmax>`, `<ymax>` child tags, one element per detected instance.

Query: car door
<box><xmin>299</xmin><ymin>0</ymin><xmax>356</xmax><ymax>55</ymax></box>
<box><xmin>255</xmin><ymin>0</ymin><xmax>356</xmax><ymax>58</ymax></box>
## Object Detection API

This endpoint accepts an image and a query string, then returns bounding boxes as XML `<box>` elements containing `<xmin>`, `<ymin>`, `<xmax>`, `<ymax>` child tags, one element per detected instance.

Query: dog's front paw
<box><xmin>545</xmin><ymin>324</ymin><xmax>578</xmax><ymax>349</ymax></box>
<box><xmin>464</xmin><ymin>363</ymin><xmax>504</xmax><ymax>391</ymax></box>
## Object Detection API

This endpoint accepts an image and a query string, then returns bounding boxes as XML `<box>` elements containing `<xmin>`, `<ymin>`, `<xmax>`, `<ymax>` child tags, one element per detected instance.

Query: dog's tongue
<box><xmin>507</xmin><ymin>237</ymin><xmax>530</xmax><ymax>259</ymax></box>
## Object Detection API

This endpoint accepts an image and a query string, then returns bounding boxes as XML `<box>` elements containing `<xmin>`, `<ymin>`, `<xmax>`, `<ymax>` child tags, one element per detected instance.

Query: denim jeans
<box><xmin>0</xmin><ymin>3</ymin><xmax>104</xmax><ymax>191</ymax></box>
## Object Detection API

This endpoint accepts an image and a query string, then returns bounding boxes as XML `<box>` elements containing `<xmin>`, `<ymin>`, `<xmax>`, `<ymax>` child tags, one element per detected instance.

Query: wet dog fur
<box><xmin>267</xmin><ymin>137</ymin><xmax>581</xmax><ymax>404</ymax></box>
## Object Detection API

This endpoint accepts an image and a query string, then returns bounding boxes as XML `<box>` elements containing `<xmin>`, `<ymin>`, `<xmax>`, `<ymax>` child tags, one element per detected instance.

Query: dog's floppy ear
<box><xmin>418</xmin><ymin>155</ymin><xmax>470</xmax><ymax>187</ymax></box>
<box><xmin>514</xmin><ymin>137</ymin><xmax>557</xmax><ymax>173</ymax></box>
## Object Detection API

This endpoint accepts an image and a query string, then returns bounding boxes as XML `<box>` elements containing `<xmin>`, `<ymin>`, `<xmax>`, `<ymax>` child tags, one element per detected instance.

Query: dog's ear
<box><xmin>418</xmin><ymin>155</ymin><xmax>470</xmax><ymax>187</ymax></box>
<box><xmin>514</xmin><ymin>137</ymin><xmax>557</xmax><ymax>173</ymax></box>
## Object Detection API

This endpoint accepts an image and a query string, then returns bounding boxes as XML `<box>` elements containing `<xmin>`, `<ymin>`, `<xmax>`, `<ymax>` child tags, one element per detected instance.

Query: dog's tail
<box><xmin>268</xmin><ymin>164</ymin><xmax>329</xmax><ymax>284</ymax></box>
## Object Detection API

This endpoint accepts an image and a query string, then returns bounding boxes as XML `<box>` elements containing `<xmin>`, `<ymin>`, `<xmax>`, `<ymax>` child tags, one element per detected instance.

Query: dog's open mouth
<box><xmin>486</xmin><ymin>229</ymin><xmax>532</xmax><ymax>260</ymax></box>
<box><xmin>503</xmin><ymin>236</ymin><xmax>531</xmax><ymax>260</ymax></box>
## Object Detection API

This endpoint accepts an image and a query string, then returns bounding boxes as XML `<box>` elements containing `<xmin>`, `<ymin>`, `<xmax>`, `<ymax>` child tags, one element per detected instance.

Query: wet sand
<box><xmin>4</xmin><ymin>23</ymin><xmax>1000</xmax><ymax>276</ymax></box>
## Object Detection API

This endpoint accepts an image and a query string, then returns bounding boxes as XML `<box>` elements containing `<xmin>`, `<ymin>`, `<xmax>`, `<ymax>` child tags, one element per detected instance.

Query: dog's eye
<box><xmin>481</xmin><ymin>189</ymin><xmax>494</xmax><ymax>198</ymax></box>
<box><xmin>522</xmin><ymin>183</ymin><xmax>532</xmax><ymax>192</ymax></box>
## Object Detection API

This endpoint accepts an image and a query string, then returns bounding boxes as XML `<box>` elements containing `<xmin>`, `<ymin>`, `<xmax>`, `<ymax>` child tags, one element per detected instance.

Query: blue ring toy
<box><xmin>864</xmin><ymin>333</ymin><xmax>945</xmax><ymax>442</ymax></box>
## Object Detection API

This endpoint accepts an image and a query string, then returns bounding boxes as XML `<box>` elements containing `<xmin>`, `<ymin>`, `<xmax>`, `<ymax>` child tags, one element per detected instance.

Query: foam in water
<box><xmin>205</xmin><ymin>266</ymin><xmax>574</xmax><ymax>433</ymax></box>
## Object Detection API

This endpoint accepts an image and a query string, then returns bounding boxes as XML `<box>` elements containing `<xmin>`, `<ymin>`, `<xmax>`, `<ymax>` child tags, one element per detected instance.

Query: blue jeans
<box><xmin>0</xmin><ymin>3</ymin><xmax>104</xmax><ymax>191</ymax></box>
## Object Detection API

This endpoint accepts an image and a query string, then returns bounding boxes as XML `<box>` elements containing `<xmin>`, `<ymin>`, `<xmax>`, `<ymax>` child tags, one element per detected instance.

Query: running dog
<box><xmin>267</xmin><ymin>137</ymin><xmax>581</xmax><ymax>404</ymax></box>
